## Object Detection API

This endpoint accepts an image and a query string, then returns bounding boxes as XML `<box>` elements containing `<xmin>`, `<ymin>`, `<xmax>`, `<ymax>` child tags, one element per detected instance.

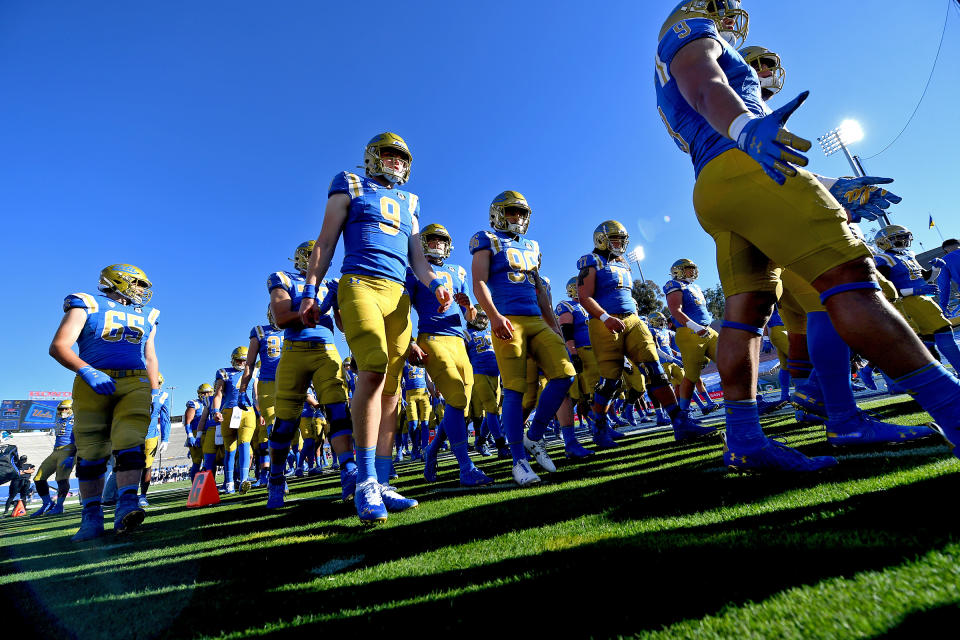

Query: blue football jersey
<box><xmin>251</xmin><ymin>325</ymin><xmax>284</xmax><ymax>382</ymax></box>
<box><xmin>877</xmin><ymin>250</ymin><xmax>927</xmax><ymax>291</ymax></box>
<box><xmin>63</xmin><ymin>293</ymin><xmax>160</xmax><ymax>370</ymax></box>
<box><xmin>344</xmin><ymin>368</ymin><xmax>357</xmax><ymax>397</ymax></box>
<box><xmin>186</xmin><ymin>399</ymin><xmax>204</xmax><ymax>434</ymax></box>
<box><xmin>329</xmin><ymin>171</ymin><xmax>420</xmax><ymax>284</ymax></box>
<box><xmin>937</xmin><ymin>250</ymin><xmax>960</xmax><ymax>309</ymax></box>
<box><xmin>555</xmin><ymin>299</ymin><xmax>591</xmax><ymax>347</ymax></box>
<box><xmin>663</xmin><ymin>279</ymin><xmax>712</xmax><ymax>326</ymax></box>
<box><xmin>768</xmin><ymin>306</ymin><xmax>784</xmax><ymax>328</ymax></box>
<box><xmin>267</xmin><ymin>271</ymin><xmax>336</xmax><ymax>343</ymax></box>
<box><xmin>577</xmin><ymin>254</ymin><xmax>636</xmax><ymax>315</ymax></box>
<box><xmin>406</xmin><ymin>263</ymin><xmax>470</xmax><ymax>336</ymax></box>
<box><xmin>403</xmin><ymin>362</ymin><xmax>427</xmax><ymax>391</ymax></box>
<box><xmin>54</xmin><ymin>416</ymin><xmax>75</xmax><ymax>448</ymax></box>
<box><xmin>216</xmin><ymin>367</ymin><xmax>244</xmax><ymax>410</ymax></box>
<box><xmin>655</xmin><ymin>17</ymin><xmax>767</xmax><ymax>176</ymax></box>
<box><xmin>465</xmin><ymin>327</ymin><xmax>499</xmax><ymax>376</ymax></box>
<box><xmin>147</xmin><ymin>390</ymin><xmax>171</xmax><ymax>440</ymax></box>
<box><xmin>469</xmin><ymin>230</ymin><xmax>542</xmax><ymax>316</ymax></box>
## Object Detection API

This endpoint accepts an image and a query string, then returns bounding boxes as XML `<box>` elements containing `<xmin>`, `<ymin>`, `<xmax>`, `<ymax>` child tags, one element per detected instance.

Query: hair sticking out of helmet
<box><xmin>99</xmin><ymin>264</ymin><xmax>153</xmax><ymax>305</ymax></box>
<box><xmin>364</xmin><ymin>133</ymin><xmax>412</xmax><ymax>185</ymax></box>
<box><xmin>593</xmin><ymin>220</ymin><xmax>630</xmax><ymax>257</ymax></box>
<box><xmin>489</xmin><ymin>191</ymin><xmax>531</xmax><ymax>235</ymax></box>
<box><xmin>421</xmin><ymin>223</ymin><xmax>453</xmax><ymax>263</ymax></box>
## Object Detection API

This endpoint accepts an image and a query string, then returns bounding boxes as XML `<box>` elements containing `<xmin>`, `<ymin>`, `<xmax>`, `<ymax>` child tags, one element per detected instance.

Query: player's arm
<box><xmin>472</xmin><ymin>249</ymin><xmax>514</xmax><ymax>341</ymax></box>
<box><xmin>239</xmin><ymin>335</ymin><xmax>259</xmax><ymax>393</ymax></box>
<box><xmin>409</xmin><ymin>218</ymin><xmax>452</xmax><ymax>313</ymax></box>
<box><xmin>532</xmin><ymin>271</ymin><xmax>561</xmax><ymax>335</ymax></box>
<box><xmin>144</xmin><ymin>328</ymin><xmax>160</xmax><ymax>390</ymax></box>
<box><xmin>556</xmin><ymin>308</ymin><xmax>577</xmax><ymax>355</ymax></box>
<box><xmin>457</xmin><ymin>277</ymin><xmax>478</xmax><ymax>323</ymax></box>
<box><xmin>183</xmin><ymin>405</ymin><xmax>196</xmax><ymax>437</ymax></box>
<box><xmin>211</xmin><ymin>379</ymin><xmax>225</xmax><ymax>423</ymax></box>
<box><xmin>577</xmin><ymin>266</ymin><xmax>624</xmax><ymax>334</ymax></box>
<box><xmin>301</xmin><ymin>193</ymin><xmax>350</xmax><ymax>326</ymax></box>
<box><xmin>334</xmin><ymin>308</ymin><xmax>344</xmax><ymax>332</ymax></box>
<box><xmin>270</xmin><ymin>288</ymin><xmax>302</xmax><ymax>330</ymax></box>
<box><xmin>48</xmin><ymin>308</ymin><xmax>89</xmax><ymax>373</ymax></box>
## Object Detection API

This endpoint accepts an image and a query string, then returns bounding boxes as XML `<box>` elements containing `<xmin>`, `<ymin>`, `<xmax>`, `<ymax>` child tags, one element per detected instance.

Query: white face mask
<box><xmin>759</xmin><ymin>74</ymin><xmax>776</xmax><ymax>89</ymax></box>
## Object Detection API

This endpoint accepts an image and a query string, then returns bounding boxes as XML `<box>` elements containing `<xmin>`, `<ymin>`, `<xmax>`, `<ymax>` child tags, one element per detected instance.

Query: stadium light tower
<box><xmin>627</xmin><ymin>245</ymin><xmax>646</xmax><ymax>284</ymax></box>
<box><xmin>818</xmin><ymin>119</ymin><xmax>891</xmax><ymax>226</ymax></box>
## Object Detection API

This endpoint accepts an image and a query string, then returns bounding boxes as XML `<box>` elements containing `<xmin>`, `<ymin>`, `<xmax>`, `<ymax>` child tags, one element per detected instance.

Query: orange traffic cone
<box><xmin>186</xmin><ymin>470</ymin><xmax>220</xmax><ymax>508</ymax></box>
<box><xmin>11</xmin><ymin>500</ymin><xmax>27</xmax><ymax>517</ymax></box>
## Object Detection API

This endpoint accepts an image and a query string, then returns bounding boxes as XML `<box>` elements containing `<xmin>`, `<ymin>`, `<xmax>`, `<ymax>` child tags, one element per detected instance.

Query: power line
<box><xmin>861</xmin><ymin>0</ymin><xmax>952</xmax><ymax>160</ymax></box>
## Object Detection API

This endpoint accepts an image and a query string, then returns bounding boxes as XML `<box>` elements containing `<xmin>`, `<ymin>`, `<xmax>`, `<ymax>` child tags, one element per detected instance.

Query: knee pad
<box><xmin>642</xmin><ymin>363</ymin><xmax>670</xmax><ymax>390</ymax></box>
<box><xmin>594</xmin><ymin>377</ymin><xmax>621</xmax><ymax>398</ymax></box>
<box><xmin>258</xmin><ymin>442</ymin><xmax>269</xmax><ymax>455</ymax></box>
<box><xmin>627</xmin><ymin>389</ymin><xmax>641</xmax><ymax>404</ymax></box>
<box><xmin>114</xmin><ymin>446</ymin><xmax>146</xmax><ymax>472</ymax></box>
<box><xmin>325</xmin><ymin>402</ymin><xmax>349</xmax><ymax>422</ymax></box>
<box><xmin>329</xmin><ymin>413</ymin><xmax>353</xmax><ymax>440</ymax></box>
<box><xmin>76</xmin><ymin>456</ymin><xmax>109</xmax><ymax>481</ymax></box>
<box><xmin>269</xmin><ymin>417</ymin><xmax>299</xmax><ymax>448</ymax></box>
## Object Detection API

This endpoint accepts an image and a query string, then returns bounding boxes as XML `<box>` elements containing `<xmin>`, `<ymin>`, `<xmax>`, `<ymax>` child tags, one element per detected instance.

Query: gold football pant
<box><xmin>71</xmin><ymin>370</ymin><xmax>150</xmax><ymax>462</ymax></box>
<box><xmin>492</xmin><ymin>315</ymin><xmax>576</xmax><ymax>394</ymax></box>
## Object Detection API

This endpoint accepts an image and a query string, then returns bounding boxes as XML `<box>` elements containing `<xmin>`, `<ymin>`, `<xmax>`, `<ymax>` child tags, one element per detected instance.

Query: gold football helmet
<box><xmin>490</xmin><ymin>190</ymin><xmax>531</xmax><ymax>235</ymax></box>
<box><xmin>421</xmin><ymin>223</ymin><xmax>453</xmax><ymax>262</ymax></box>
<box><xmin>671</xmin><ymin>258</ymin><xmax>699</xmax><ymax>281</ymax></box>
<box><xmin>648</xmin><ymin>311</ymin><xmax>668</xmax><ymax>329</ymax></box>
<box><xmin>740</xmin><ymin>46</ymin><xmax>784</xmax><ymax>97</ymax></box>
<box><xmin>468</xmin><ymin>310</ymin><xmax>489</xmax><ymax>331</ymax></box>
<box><xmin>593</xmin><ymin>220</ymin><xmax>630</xmax><ymax>257</ymax></box>
<box><xmin>874</xmin><ymin>225</ymin><xmax>913</xmax><ymax>251</ymax></box>
<box><xmin>57</xmin><ymin>398</ymin><xmax>73</xmax><ymax>415</ymax></box>
<box><xmin>364</xmin><ymin>132</ymin><xmax>412</xmax><ymax>185</ymax></box>
<box><xmin>292</xmin><ymin>240</ymin><xmax>316</xmax><ymax>274</ymax></box>
<box><xmin>566</xmin><ymin>277</ymin><xmax>579</xmax><ymax>300</ymax></box>
<box><xmin>99</xmin><ymin>264</ymin><xmax>152</xmax><ymax>305</ymax></box>
<box><xmin>659</xmin><ymin>1</ymin><xmax>749</xmax><ymax>49</ymax></box>
<box><xmin>197</xmin><ymin>383</ymin><xmax>214</xmax><ymax>396</ymax></box>
<box><xmin>231</xmin><ymin>346</ymin><xmax>249</xmax><ymax>369</ymax></box>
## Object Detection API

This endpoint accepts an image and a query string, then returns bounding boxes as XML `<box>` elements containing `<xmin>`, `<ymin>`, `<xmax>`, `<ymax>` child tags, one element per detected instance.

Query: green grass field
<box><xmin>3</xmin><ymin>394</ymin><xmax>960</xmax><ymax>639</ymax></box>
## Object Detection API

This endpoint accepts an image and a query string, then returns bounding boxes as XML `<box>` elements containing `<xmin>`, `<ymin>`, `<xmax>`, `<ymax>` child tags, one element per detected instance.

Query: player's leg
<box><xmin>220</xmin><ymin>409</ymin><xmax>239</xmax><ymax>492</ymax></box>
<box><xmin>69</xmin><ymin>376</ymin><xmax>113</xmax><ymax>540</ymax></box>
<box><xmin>491</xmin><ymin>316</ymin><xmax>540</xmax><ymax>484</ymax></box>
<box><xmin>110</xmin><ymin>375</ymin><xmax>152</xmax><ymax>535</ymax></box>
<box><xmin>140</xmin><ymin>436</ymin><xmax>158</xmax><ymax>506</ymax></box>
<box><xmin>268</xmin><ymin>346</ymin><xmax>314</xmax><ymax>506</ymax></box>
<box><xmin>31</xmin><ymin>454</ymin><xmax>57</xmax><ymax>515</ymax></box>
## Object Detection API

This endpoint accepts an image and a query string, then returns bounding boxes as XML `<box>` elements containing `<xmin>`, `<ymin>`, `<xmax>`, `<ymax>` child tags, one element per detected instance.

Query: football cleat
<box><xmin>607</xmin><ymin>425</ymin><xmax>627</xmax><ymax>439</ymax></box>
<box><xmin>928</xmin><ymin>423</ymin><xmax>960</xmax><ymax>460</ymax></box>
<box><xmin>563</xmin><ymin>441</ymin><xmax>595</xmax><ymax>459</ymax></box>
<box><xmin>477</xmin><ymin>442</ymin><xmax>492</xmax><ymax>456</ymax></box>
<box><xmin>795</xmin><ymin>409</ymin><xmax>825</xmax><ymax>425</ymax></box>
<box><xmin>790</xmin><ymin>389</ymin><xmax>827</xmax><ymax>418</ymax></box>
<box><xmin>592</xmin><ymin>427</ymin><xmax>619</xmax><ymax>449</ymax></box>
<box><xmin>860</xmin><ymin>371</ymin><xmax>878</xmax><ymax>391</ymax></box>
<box><xmin>30</xmin><ymin>502</ymin><xmax>51</xmax><ymax>517</ymax></box>
<box><xmin>355</xmin><ymin>480</ymin><xmax>389</xmax><ymax>524</ymax></box>
<box><xmin>221</xmin><ymin>481</ymin><xmax>235</xmax><ymax>495</ymax></box>
<box><xmin>724</xmin><ymin>437</ymin><xmax>838</xmax><ymax>473</ymax></box>
<box><xmin>380</xmin><ymin>484</ymin><xmax>418</xmax><ymax>512</ymax></box>
<box><xmin>137</xmin><ymin>495</ymin><xmax>149</xmax><ymax>508</ymax></box>
<box><xmin>523</xmin><ymin>433</ymin><xmax>557</xmax><ymax>472</ymax></box>
<box><xmin>826</xmin><ymin>411</ymin><xmax>937</xmax><ymax>447</ymax></box>
<box><xmin>72</xmin><ymin>504</ymin><xmax>105</xmax><ymax>542</ymax></box>
<box><xmin>389</xmin><ymin>463</ymin><xmax>399</xmax><ymax>481</ymax></box>
<box><xmin>460</xmin><ymin>466</ymin><xmax>494</xmax><ymax>487</ymax></box>
<box><xmin>496</xmin><ymin>443</ymin><xmax>511</xmax><ymax>459</ymax></box>
<box><xmin>757</xmin><ymin>397</ymin><xmax>787</xmax><ymax>415</ymax></box>
<box><xmin>672</xmin><ymin>412</ymin><xmax>718</xmax><ymax>442</ymax></box>
<box><xmin>394</xmin><ymin>449</ymin><xmax>405</xmax><ymax>463</ymax></box>
<box><xmin>238</xmin><ymin>480</ymin><xmax>252</xmax><ymax>494</ymax></box>
<box><xmin>255</xmin><ymin>476</ymin><xmax>268</xmax><ymax>488</ymax></box>
<box><xmin>293</xmin><ymin>468</ymin><xmax>304</xmax><ymax>478</ymax></box>
<box><xmin>47</xmin><ymin>501</ymin><xmax>64</xmax><ymax>516</ymax></box>
<box><xmin>702</xmin><ymin>403</ymin><xmax>723</xmax><ymax>415</ymax></box>
<box><xmin>266</xmin><ymin>482</ymin><xmax>285</xmax><ymax>509</ymax></box>
<box><xmin>423</xmin><ymin>439</ymin><xmax>440</xmax><ymax>482</ymax></box>
<box><xmin>511</xmin><ymin>459</ymin><xmax>541</xmax><ymax>487</ymax></box>
<box><xmin>340</xmin><ymin>466</ymin><xmax>358</xmax><ymax>502</ymax></box>
<box><xmin>113</xmin><ymin>494</ymin><xmax>146</xmax><ymax>535</ymax></box>
<box><xmin>307</xmin><ymin>465</ymin><xmax>324</xmax><ymax>476</ymax></box>
<box><xmin>850</xmin><ymin>381</ymin><xmax>867</xmax><ymax>392</ymax></box>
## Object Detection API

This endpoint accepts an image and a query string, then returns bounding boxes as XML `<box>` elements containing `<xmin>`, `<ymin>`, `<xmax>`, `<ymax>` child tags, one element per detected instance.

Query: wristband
<box><xmin>727</xmin><ymin>112</ymin><xmax>754</xmax><ymax>141</ymax></box>
<box><xmin>900</xmin><ymin>288</ymin><xmax>913</xmax><ymax>297</ymax></box>
<box><xmin>302</xmin><ymin>284</ymin><xmax>317</xmax><ymax>300</ymax></box>
<box><xmin>429</xmin><ymin>278</ymin><xmax>444</xmax><ymax>294</ymax></box>
<box><xmin>599</xmin><ymin>313</ymin><xmax>612</xmax><ymax>322</ymax></box>
<box><xmin>685</xmin><ymin>320</ymin><xmax>704</xmax><ymax>332</ymax></box>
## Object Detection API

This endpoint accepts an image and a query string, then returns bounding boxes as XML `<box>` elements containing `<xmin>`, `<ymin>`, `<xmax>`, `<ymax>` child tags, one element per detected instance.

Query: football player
<box><xmin>465</xmin><ymin>311</ymin><xmax>509</xmax><ymax>458</ymax></box>
<box><xmin>555</xmin><ymin>278</ymin><xmax>600</xmax><ymax>457</ymax></box>
<box><xmin>299</xmin><ymin>133</ymin><xmax>453</xmax><ymax>523</ymax></box>
<box><xmin>201</xmin><ymin>347</ymin><xmax>257</xmax><ymax>494</ymax></box>
<box><xmin>654</xmin><ymin>2</ymin><xmax>960</xmax><ymax>469</ymax></box>
<box><xmin>578</xmin><ymin>221</ymin><xmax>713</xmax><ymax>444</ymax></box>
<box><xmin>30</xmin><ymin>399</ymin><xmax>76</xmax><ymax>516</ymax></box>
<box><xmin>402</xmin><ymin>361</ymin><xmax>431</xmax><ymax>461</ymax></box>
<box><xmin>408</xmin><ymin>222</ymin><xmax>494</xmax><ymax>486</ymax></box>
<box><xmin>239</xmin><ymin>319</ymin><xmax>284</xmax><ymax>488</ymax></box>
<box><xmin>936</xmin><ymin>238</ymin><xmax>960</xmax><ymax>312</ymax></box>
<box><xmin>471</xmin><ymin>190</ymin><xmax>578</xmax><ymax>486</ymax></box>
<box><xmin>265</xmin><ymin>242</ymin><xmax>354</xmax><ymax>510</ymax></box>
<box><xmin>49</xmin><ymin>264</ymin><xmax>160</xmax><ymax>540</ymax></box>
<box><xmin>139</xmin><ymin>374</ymin><xmax>170</xmax><ymax>506</ymax></box>
<box><xmin>183</xmin><ymin>384</ymin><xmax>213</xmax><ymax>481</ymax></box>
<box><xmin>662</xmin><ymin>258</ymin><xmax>721</xmax><ymax>414</ymax></box>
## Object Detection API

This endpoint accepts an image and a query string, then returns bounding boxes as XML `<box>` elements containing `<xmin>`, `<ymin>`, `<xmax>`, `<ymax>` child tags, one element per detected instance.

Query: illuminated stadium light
<box><xmin>819</xmin><ymin>119</ymin><xmax>891</xmax><ymax>226</ymax></box>
<box><xmin>627</xmin><ymin>246</ymin><xmax>645</xmax><ymax>264</ymax></box>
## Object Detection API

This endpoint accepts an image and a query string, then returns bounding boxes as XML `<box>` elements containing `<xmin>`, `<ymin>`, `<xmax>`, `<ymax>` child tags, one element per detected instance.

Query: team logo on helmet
<box><xmin>421</xmin><ymin>223</ymin><xmax>453</xmax><ymax>262</ymax></box>
<box><xmin>489</xmin><ymin>190</ymin><xmax>531</xmax><ymax>235</ymax></box>
<box><xmin>671</xmin><ymin>258</ymin><xmax>699</xmax><ymax>281</ymax></box>
<box><xmin>659</xmin><ymin>1</ymin><xmax>749</xmax><ymax>49</ymax></box>
<box><xmin>874</xmin><ymin>225</ymin><xmax>913</xmax><ymax>252</ymax></box>
<box><xmin>364</xmin><ymin>132</ymin><xmax>412</xmax><ymax>185</ymax></box>
<box><xmin>593</xmin><ymin>220</ymin><xmax>630</xmax><ymax>257</ymax></box>
<box><xmin>99</xmin><ymin>264</ymin><xmax>152</xmax><ymax>305</ymax></box>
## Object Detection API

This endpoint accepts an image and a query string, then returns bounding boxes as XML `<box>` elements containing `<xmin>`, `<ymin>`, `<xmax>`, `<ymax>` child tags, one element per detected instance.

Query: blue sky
<box><xmin>1</xmin><ymin>1</ymin><xmax>958</xmax><ymax>408</ymax></box>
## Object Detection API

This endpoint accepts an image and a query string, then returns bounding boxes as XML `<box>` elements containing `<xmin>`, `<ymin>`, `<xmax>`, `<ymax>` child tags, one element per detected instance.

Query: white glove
<box><xmin>158</xmin><ymin>441</ymin><xmax>169</xmax><ymax>454</ymax></box>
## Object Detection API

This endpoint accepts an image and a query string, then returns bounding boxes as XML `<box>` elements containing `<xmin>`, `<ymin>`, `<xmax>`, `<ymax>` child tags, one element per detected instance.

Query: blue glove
<box><xmin>915</xmin><ymin>283</ymin><xmax>939</xmax><ymax>296</ymax></box>
<box><xmin>317</xmin><ymin>284</ymin><xmax>338</xmax><ymax>317</ymax></box>
<box><xmin>761</xmin><ymin>338</ymin><xmax>774</xmax><ymax>353</ymax></box>
<box><xmin>930</xmin><ymin>258</ymin><xmax>946</xmax><ymax>269</ymax></box>
<box><xmin>60</xmin><ymin>454</ymin><xmax>75</xmax><ymax>471</ymax></box>
<box><xmin>150</xmin><ymin>389</ymin><xmax>163</xmax><ymax>418</ymax></box>
<box><xmin>735</xmin><ymin>91</ymin><xmax>812</xmax><ymax>185</ymax></box>
<box><xmin>78</xmin><ymin>366</ymin><xmax>116</xmax><ymax>395</ymax></box>
<box><xmin>186</xmin><ymin>435</ymin><xmax>197</xmax><ymax>448</ymax></box>
<box><xmin>238</xmin><ymin>391</ymin><xmax>252</xmax><ymax>411</ymax></box>
<box><xmin>829</xmin><ymin>176</ymin><xmax>902</xmax><ymax>222</ymax></box>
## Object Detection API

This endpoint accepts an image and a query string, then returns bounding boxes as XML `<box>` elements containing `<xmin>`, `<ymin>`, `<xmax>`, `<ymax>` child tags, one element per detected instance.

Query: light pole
<box><xmin>627</xmin><ymin>246</ymin><xmax>646</xmax><ymax>284</ymax></box>
<box><xmin>817</xmin><ymin>119</ymin><xmax>891</xmax><ymax>226</ymax></box>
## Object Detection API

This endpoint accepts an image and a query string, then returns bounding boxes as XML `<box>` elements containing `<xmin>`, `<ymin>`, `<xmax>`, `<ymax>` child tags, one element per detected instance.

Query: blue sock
<box><xmin>678</xmin><ymin>396</ymin><xmax>692</xmax><ymax>411</ymax></box>
<box><xmin>420</xmin><ymin>421</ymin><xmax>430</xmax><ymax>449</ymax></box>
<box><xmin>692</xmin><ymin>393</ymin><xmax>707</xmax><ymax>410</ymax></box>
<box><xmin>528</xmin><ymin>377</ymin><xmax>574</xmax><ymax>441</ymax></box>
<box><xmin>356</xmin><ymin>446</ymin><xmax>377</xmax><ymax>483</ymax></box>
<box><xmin>778</xmin><ymin>369</ymin><xmax>791</xmax><ymax>402</ymax></box>
<box><xmin>485</xmin><ymin>413</ymin><xmax>503</xmax><ymax>439</ymax></box>
<box><xmin>238</xmin><ymin>442</ymin><xmax>252</xmax><ymax>480</ymax></box>
<box><xmin>336</xmin><ymin>450</ymin><xmax>357</xmax><ymax>473</ymax></box>
<box><xmin>203</xmin><ymin>453</ymin><xmax>217</xmax><ymax>472</ymax></box>
<box><xmin>118</xmin><ymin>482</ymin><xmax>138</xmax><ymax>497</ymax></box>
<box><xmin>441</xmin><ymin>404</ymin><xmax>473</xmax><ymax>471</ymax></box>
<box><xmin>561</xmin><ymin>425</ymin><xmax>579</xmax><ymax>448</ymax></box>
<box><xmin>934</xmin><ymin>331</ymin><xmax>960</xmax><ymax>372</ymax></box>
<box><xmin>893</xmin><ymin>362</ymin><xmax>960</xmax><ymax>430</ymax></box>
<box><xmin>82</xmin><ymin>495</ymin><xmax>101</xmax><ymax>509</ymax></box>
<box><xmin>661</xmin><ymin>401</ymin><xmax>681</xmax><ymax>420</ymax></box>
<box><xmin>655</xmin><ymin>408</ymin><xmax>666</xmax><ymax>420</ymax></box>
<box><xmin>374</xmin><ymin>455</ymin><xmax>393</xmax><ymax>483</ymax></box>
<box><xmin>502</xmin><ymin>389</ymin><xmax>527</xmax><ymax>463</ymax></box>
<box><xmin>723</xmin><ymin>399</ymin><xmax>766</xmax><ymax>451</ymax></box>
<box><xmin>222</xmin><ymin>447</ymin><xmax>236</xmax><ymax>482</ymax></box>
<box><xmin>807</xmin><ymin>311</ymin><xmax>858</xmax><ymax>422</ymax></box>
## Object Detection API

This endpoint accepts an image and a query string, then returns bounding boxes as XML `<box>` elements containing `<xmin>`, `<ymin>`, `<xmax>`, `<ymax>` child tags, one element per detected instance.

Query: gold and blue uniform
<box><xmin>185</xmin><ymin>398</ymin><xmax>205</xmax><ymax>465</ymax></box>
<box><xmin>402</xmin><ymin>362</ymin><xmax>431</xmax><ymax>423</ymax></box>
<box><xmin>251</xmin><ymin>324</ymin><xmax>283</xmax><ymax>446</ymax></box>
<box><xmin>555</xmin><ymin>298</ymin><xmax>598</xmax><ymax>398</ymax></box>
<box><xmin>331</xmin><ymin>171</ymin><xmax>418</xmax><ymax>394</ymax></box>
<box><xmin>269</xmin><ymin>272</ymin><xmax>347</xmax><ymax>422</ymax></box>
<box><xmin>143</xmin><ymin>390</ymin><xmax>170</xmax><ymax>468</ymax></box>
<box><xmin>212</xmin><ymin>367</ymin><xmax>256</xmax><ymax>456</ymax></box>
<box><xmin>663</xmin><ymin>278</ymin><xmax>718</xmax><ymax>383</ymax></box>
<box><xmin>35</xmin><ymin>416</ymin><xmax>76</xmax><ymax>483</ymax></box>
<box><xmin>465</xmin><ymin>326</ymin><xmax>500</xmax><ymax>417</ymax></box>
<box><xmin>470</xmin><ymin>230</ymin><xmax>575</xmax><ymax>392</ymax></box>
<box><xmin>877</xmin><ymin>249</ymin><xmax>951</xmax><ymax>335</ymax></box>
<box><xmin>65</xmin><ymin>292</ymin><xmax>159</xmax><ymax>462</ymax></box>
<box><xmin>655</xmin><ymin>17</ymin><xmax>868</xmax><ymax>295</ymax></box>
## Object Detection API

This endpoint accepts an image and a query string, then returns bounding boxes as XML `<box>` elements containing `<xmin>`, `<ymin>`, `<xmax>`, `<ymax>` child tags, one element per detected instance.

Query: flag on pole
<box><xmin>929</xmin><ymin>215</ymin><xmax>936</xmax><ymax>229</ymax></box>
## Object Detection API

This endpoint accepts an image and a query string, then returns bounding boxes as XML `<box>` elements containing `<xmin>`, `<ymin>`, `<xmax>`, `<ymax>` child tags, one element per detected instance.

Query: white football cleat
<box><xmin>511</xmin><ymin>459</ymin><xmax>541</xmax><ymax>487</ymax></box>
<box><xmin>523</xmin><ymin>433</ymin><xmax>557</xmax><ymax>473</ymax></box>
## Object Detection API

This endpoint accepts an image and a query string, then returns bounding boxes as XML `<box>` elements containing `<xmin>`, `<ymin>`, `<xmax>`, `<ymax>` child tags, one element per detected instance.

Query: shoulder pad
<box><xmin>268</xmin><ymin>271</ymin><xmax>293</xmax><ymax>292</ymax></box>
<box><xmin>577</xmin><ymin>254</ymin><xmax>600</xmax><ymax>271</ymax></box>
<box><xmin>329</xmin><ymin>171</ymin><xmax>364</xmax><ymax>198</ymax></box>
<box><xmin>663</xmin><ymin>279</ymin><xmax>683</xmax><ymax>295</ymax></box>
<box><xmin>216</xmin><ymin>369</ymin><xmax>228</xmax><ymax>381</ymax></box>
<box><xmin>555</xmin><ymin>301</ymin><xmax>573</xmax><ymax>316</ymax></box>
<box><xmin>64</xmin><ymin>292</ymin><xmax>99</xmax><ymax>313</ymax></box>
<box><xmin>657</xmin><ymin>17</ymin><xmax>720</xmax><ymax>68</ymax></box>
<box><xmin>469</xmin><ymin>231</ymin><xmax>495</xmax><ymax>254</ymax></box>
<box><xmin>875</xmin><ymin>253</ymin><xmax>896</xmax><ymax>268</ymax></box>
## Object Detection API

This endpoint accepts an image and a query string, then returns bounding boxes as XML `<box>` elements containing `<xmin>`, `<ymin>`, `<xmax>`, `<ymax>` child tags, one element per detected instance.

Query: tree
<box><xmin>703</xmin><ymin>284</ymin><xmax>725</xmax><ymax>320</ymax></box>
<box><xmin>632</xmin><ymin>280</ymin><xmax>665</xmax><ymax>317</ymax></box>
